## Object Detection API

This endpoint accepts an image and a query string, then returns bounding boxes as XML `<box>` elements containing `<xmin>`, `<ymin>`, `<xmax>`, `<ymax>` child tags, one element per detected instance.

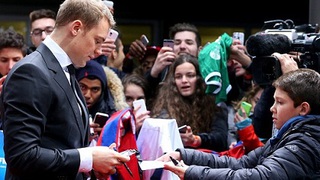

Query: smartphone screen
<box><xmin>178</xmin><ymin>125</ymin><xmax>187</xmax><ymax>133</ymax></box>
<box><xmin>232</xmin><ymin>32</ymin><xmax>244</xmax><ymax>45</ymax></box>
<box><xmin>94</xmin><ymin>112</ymin><xmax>109</xmax><ymax>127</ymax></box>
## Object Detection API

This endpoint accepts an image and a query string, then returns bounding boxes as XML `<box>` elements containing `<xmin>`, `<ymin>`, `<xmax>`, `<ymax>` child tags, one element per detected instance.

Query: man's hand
<box><xmin>272</xmin><ymin>52</ymin><xmax>298</xmax><ymax>74</ymax></box>
<box><xmin>127</xmin><ymin>36</ymin><xmax>148</xmax><ymax>60</ymax></box>
<box><xmin>91</xmin><ymin>146</ymin><xmax>130</xmax><ymax>175</ymax></box>
<box><xmin>150</xmin><ymin>47</ymin><xmax>176</xmax><ymax>78</ymax></box>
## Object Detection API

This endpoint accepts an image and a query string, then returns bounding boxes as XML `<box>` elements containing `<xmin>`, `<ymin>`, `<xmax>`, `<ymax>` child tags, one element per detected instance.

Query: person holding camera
<box><xmin>245</xmin><ymin>32</ymin><xmax>299</xmax><ymax>141</ymax></box>
<box><xmin>157</xmin><ymin>65</ymin><xmax>320</xmax><ymax>179</ymax></box>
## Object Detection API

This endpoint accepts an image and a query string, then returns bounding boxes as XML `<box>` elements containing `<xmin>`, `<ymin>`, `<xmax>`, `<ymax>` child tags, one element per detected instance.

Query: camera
<box><xmin>250</xmin><ymin>19</ymin><xmax>320</xmax><ymax>85</ymax></box>
<box><xmin>251</xmin><ymin>56</ymin><xmax>282</xmax><ymax>86</ymax></box>
<box><xmin>291</xmin><ymin>33</ymin><xmax>320</xmax><ymax>53</ymax></box>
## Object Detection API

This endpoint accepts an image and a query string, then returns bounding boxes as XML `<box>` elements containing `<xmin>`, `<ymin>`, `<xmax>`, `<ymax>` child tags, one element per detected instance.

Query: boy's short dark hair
<box><xmin>273</xmin><ymin>68</ymin><xmax>320</xmax><ymax>114</ymax></box>
<box><xmin>29</xmin><ymin>9</ymin><xmax>56</xmax><ymax>23</ymax></box>
<box><xmin>0</xmin><ymin>29</ymin><xmax>27</xmax><ymax>56</ymax></box>
<box><xmin>169</xmin><ymin>22</ymin><xmax>202</xmax><ymax>47</ymax></box>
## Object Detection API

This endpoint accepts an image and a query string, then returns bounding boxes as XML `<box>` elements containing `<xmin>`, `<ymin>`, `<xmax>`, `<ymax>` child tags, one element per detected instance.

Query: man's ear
<box><xmin>197</xmin><ymin>45</ymin><xmax>203</xmax><ymax>54</ymax></box>
<box><xmin>299</xmin><ymin>102</ymin><xmax>311</xmax><ymax>116</ymax></box>
<box><xmin>70</xmin><ymin>20</ymin><xmax>82</xmax><ymax>36</ymax></box>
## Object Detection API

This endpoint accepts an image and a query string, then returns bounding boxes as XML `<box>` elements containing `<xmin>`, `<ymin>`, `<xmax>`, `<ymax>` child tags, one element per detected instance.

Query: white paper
<box><xmin>139</xmin><ymin>161</ymin><xmax>165</xmax><ymax>170</ymax></box>
<box><xmin>137</xmin><ymin>118</ymin><xmax>183</xmax><ymax>180</ymax></box>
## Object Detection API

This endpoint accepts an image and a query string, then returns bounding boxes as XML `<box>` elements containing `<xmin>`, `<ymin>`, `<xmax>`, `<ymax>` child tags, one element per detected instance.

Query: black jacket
<box><xmin>1</xmin><ymin>44</ymin><xmax>89</xmax><ymax>179</ymax></box>
<box><xmin>178</xmin><ymin>115</ymin><xmax>320</xmax><ymax>179</ymax></box>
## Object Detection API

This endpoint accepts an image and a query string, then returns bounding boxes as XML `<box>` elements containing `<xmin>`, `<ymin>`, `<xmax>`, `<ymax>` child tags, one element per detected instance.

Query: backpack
<box><xmin>97</xmin><ymin>108</ymin><xmax>141</xmax><ymax>180</ymax></box>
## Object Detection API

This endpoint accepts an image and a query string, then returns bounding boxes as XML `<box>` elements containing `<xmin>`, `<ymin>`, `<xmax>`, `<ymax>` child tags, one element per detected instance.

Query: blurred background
<box><xmin>0</xmin><ymin>0</ymin><xmax>318</xmax><ymax>50</ymax></box>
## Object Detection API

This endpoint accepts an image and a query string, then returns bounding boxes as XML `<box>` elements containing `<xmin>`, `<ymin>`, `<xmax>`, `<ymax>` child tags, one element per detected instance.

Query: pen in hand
<box><xmin>113</xmin><ymin>147</ymin><xmax>133</xmax><ymax>177</ymax></box>
<box><xmin>169</xmin><ymin>156</ymin><xmax>183</xmax><ymax>167</ymax></box>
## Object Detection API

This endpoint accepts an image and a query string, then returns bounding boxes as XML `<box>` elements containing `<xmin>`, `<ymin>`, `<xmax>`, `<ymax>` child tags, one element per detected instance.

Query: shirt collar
<box><xmin>42</xmin><ymin>36</ymin><xmax>73</xmax><ymax>72</ymax></box>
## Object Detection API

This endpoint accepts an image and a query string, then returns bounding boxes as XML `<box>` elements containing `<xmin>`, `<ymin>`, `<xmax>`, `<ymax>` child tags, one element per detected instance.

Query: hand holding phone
<box><xmin>133</xmin><ymin>99</ymin><xmax>147</xmax><ymax>115</ymax></box>
<box><xmin>178</xmin><ymin>125</ymin><xmax>187</xmax><ymax>133</ymax></box>
<box><xmin>93</xmin><ymin>112</ymin><xmax>109</xmax><ymax>127</ymax></box>
<box><xmin>238</xmin><ymin>101</ymin><xmax>252</xmax><ymax>117</ymax></box>
<box><xmin>232</xmin><ymin>32</ymin><xmax>244</xmax><ymax>45</ymax></box>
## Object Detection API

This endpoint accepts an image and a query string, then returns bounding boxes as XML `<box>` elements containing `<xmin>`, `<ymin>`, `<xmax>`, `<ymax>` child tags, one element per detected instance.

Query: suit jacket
<box><xmin>0</xmin><ymin>44</ymin><xmax>90</xmax><ymax>179</ymax></box>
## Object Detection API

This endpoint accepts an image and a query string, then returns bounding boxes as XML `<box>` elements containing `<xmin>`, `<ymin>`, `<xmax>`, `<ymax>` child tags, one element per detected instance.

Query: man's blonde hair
<box><xmin>55</xmin><ymin>0</ymin><xmax>115</xmax><ymax>31</ymax></box>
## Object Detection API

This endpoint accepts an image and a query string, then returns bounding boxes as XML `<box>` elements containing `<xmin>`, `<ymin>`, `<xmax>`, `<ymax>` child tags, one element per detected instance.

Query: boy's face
<box><xmin>79</xmin><ymin>78</ymin><xmax>102</xmax><ymax>109</ymax></box>
<box><xmin>30</xmin><ymin>18</ymin><xmax>55</xmax><ymax>48</ymax></box>
<box><xmin>173</xmin><ymin>31</ymin><xmax>199</xmax><ymax>57</ymax></box>
<box><xmin>270</xmin><ymin>88</ymin><xmax>302</xmax><ymax>129</ymax></box>
<box><xmin>0</xmin><ymin>47</ymin><xmax>24</xmax><ymax>76</ymax></box>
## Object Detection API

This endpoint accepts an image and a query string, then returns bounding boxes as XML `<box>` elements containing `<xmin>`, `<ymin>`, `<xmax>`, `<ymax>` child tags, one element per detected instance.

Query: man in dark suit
<box><xmin>0</xmin><ymin>0</ymin><xmax>129</xmax><ymax>179</ymax></box>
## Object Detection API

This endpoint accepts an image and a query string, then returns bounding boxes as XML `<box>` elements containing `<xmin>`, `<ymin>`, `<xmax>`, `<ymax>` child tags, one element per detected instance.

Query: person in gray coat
<box><xmin>157</xmin><ymin>54</ymin><xmax>320</xmax><ymax>179</ymax></box>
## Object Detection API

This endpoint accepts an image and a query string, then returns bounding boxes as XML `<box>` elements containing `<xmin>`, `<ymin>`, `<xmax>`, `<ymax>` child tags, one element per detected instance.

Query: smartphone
<box><xmin>232</xmin><ymin>32</ymin><xmax>244</xmax><ymax>45</ymax></box>
<box><xmin>238</xmin><ymin>101</ymin><xmax>252</xmax><ymax>116</ymax></box>
<box><xmin>140</xmin><ymin>35</ymin><xmax>149</xmax><ymax>46</ymax></box>
<box><xmin>108</xmin><ymin>29</ymin><xmax>119</xmax><ymax>40</ymax></box>
<box><xmin>178</xmin><ymin>125</ymin><xmax>187</xmax><ymax>133</ymax></box>
<box><xmin>133</xmin><ymin>99</ymin><xmax>147</xmax><ymax>115</ymax></box>
<box><xmin>163</xmin><ymin>39</ymin><xmax>174</xmax><ymax>48</ymax></box>
<box><xmin>93</xmin><ymin>112</ymin><xmax>109</xmax><ymax>127</ymax></box>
